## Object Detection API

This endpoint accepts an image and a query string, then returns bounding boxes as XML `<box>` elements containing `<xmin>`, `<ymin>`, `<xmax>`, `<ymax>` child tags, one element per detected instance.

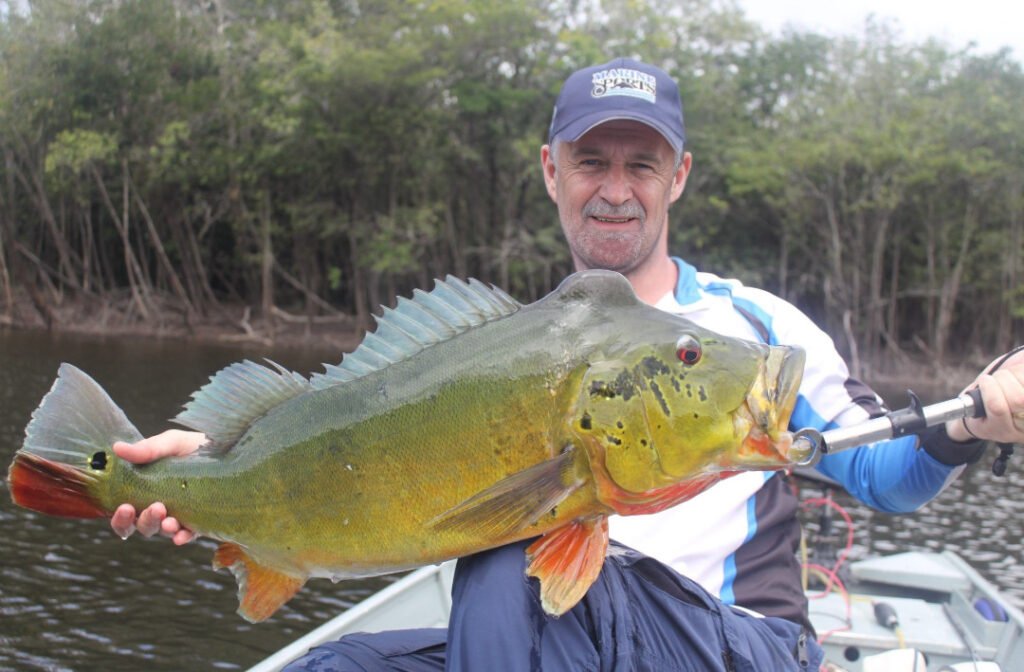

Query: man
<box><xmin>113</xmin><ymin>58</ymin><xmax>1024</xmax><ymax>670</ymax></box>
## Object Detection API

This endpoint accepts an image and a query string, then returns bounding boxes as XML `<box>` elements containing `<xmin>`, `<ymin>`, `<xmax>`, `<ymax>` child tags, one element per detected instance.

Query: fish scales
<box><xmin>114</xmin><ymin>308</ymin><xmax>591</xmax><ymax>566</ymax></box>
<box><xmin>8</xmin><ymin>270</ymin><xmax>808</xmax><ymax>621</ymax></box>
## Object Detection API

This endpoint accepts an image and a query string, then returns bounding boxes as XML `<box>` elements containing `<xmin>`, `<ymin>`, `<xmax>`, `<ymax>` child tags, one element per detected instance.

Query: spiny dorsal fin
<box><xmin>310</xmin><ymin>276</ymin><xmax>520</xmax><ymax>390</ymax></box>
<box><xmin>174</xmin><ymin>360</ymin><xmax>311</xmax><ymax>452</ymax></box>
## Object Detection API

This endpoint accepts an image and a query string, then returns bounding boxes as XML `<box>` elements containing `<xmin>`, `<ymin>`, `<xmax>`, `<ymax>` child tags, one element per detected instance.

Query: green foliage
<box><xmin>45</xmin><ymin>129</ymin><xmax>117</xmax><ymax>175</ymax></box>
<box><xmin>0</xmin><ymin>0</ymin><xmax>1021</xmax><ymax>358</ymax></box>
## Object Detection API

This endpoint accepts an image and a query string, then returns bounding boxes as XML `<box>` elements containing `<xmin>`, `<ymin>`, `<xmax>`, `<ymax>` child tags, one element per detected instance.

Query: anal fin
<box><xmin>213</xmin><ymin>542</ymin><xmax>305</xmax><ymax>623</ymax></box>
<box><xmin>525</xmin><ymin>516</ymin><xmax>609</xmax><ymax>616</ymax></box>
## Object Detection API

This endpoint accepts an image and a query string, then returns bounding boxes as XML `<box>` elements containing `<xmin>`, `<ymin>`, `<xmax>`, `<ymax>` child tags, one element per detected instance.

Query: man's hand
<box><xmin>947</xmin><ymin>350</ymin><xmax>1024</xmax><ymax>444</ymax></box>
<box><xmin>110</xmin><ymin>430</ymin><xmax>206</xmax><ymax>545</ymax></box>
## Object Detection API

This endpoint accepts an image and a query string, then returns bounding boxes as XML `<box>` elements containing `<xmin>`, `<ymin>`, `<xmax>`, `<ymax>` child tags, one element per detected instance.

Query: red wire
<box><xmin>804</xmin><ymin>561</ymin><xmax>847</xmax><ymax>599</ymax></box>
<box><xmin>805</xmin><ymin>562</ymin><xmax>852</xmax><ymax>644</ymax></box>
<box><xmin>801</xmin><ymin>494</ymin><xmax>857</xmax><ymax>648</ymax></box>
<box><xmin>801</xmin><ymin>496</ymin><xmax>855</xmax><ymax>579</ymax></box>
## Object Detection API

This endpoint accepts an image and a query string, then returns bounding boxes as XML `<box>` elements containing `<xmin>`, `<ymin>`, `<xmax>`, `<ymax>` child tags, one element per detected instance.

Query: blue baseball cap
<box><xmin>548</xmin><ymin>57</ymin><xmax>686</xmax><ymax>154</ymax></box>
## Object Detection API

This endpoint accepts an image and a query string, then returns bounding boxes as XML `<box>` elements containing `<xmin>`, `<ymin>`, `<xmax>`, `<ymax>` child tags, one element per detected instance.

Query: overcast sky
<box><xmin>738</xmin><ymin>0</ymin><xmax>1022</xmax><ymax>61</ymax></box>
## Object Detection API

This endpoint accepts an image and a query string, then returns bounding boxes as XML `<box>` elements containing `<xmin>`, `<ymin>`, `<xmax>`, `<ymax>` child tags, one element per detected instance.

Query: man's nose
<box><xmin>599</xmin><ymin>164</ymin><xmax>632</xmax><ymax>205</ymax></box>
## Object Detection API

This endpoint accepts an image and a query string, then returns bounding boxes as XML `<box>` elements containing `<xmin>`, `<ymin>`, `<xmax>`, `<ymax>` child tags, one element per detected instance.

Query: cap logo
<box><xmin>591</xmin><ymin>67</ymin><xmax>656</xmax><ymax>104</ymax></box>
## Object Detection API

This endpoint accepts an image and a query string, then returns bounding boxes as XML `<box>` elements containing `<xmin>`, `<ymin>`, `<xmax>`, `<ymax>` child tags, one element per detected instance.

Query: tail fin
<box><xmin>7</xmin><ymin>363</ymin><xmax>143</xmax><ymax>518</ymax></box>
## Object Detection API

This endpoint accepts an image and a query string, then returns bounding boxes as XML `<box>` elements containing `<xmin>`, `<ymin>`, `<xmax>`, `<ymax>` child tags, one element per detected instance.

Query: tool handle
<box><xmin>966</xmin><ymin>387</ymin><xmax>986</xmax><ymax>419</ymax></box>
<box><xmin>791</xmin><ymin>389</ymin><xmax>986</xmax><ymax>466</ymax></box>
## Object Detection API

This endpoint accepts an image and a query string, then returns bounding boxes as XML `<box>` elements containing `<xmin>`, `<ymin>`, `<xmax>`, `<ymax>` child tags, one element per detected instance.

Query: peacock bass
<box><xmin>7</xmin><ymin>270</ymin><xmax>808</xmax><ymax>623</ymax></box>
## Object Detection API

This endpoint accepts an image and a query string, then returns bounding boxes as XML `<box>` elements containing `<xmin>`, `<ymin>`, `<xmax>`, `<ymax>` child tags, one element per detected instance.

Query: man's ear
<box><xmin>541</xmin><ymin>144</ymin><xmax>558</xmax><ymax>202</ymax></box>
<box><xmin>670</xmin><ymin>152</ymin><xmax>692</xmax><ymax>203</ymax></box>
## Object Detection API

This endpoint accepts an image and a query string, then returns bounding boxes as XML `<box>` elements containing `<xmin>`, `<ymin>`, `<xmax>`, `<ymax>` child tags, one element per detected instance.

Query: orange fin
<box><xmin>7</xmin><ymin>452</ymin><xmax>107</xmax><ymax>518</ymax></box>
<box><xmin>525</xmin><ymin>516</ymin><xmax>609</xmax><ymax>616</ymax></box>
<box><xmin>428</xmin><ymin>449</ymin><xmax>582</xmax><ymax>538</ymax></box>
<box><xmin>212</xmin><ymin>542</ymin><xmax>305</xmax><ymax>623</ymax></box>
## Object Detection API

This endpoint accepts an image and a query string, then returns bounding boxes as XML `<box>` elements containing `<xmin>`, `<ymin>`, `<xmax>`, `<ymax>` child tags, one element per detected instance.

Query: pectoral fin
<box><xmin>525</xmin><ymin>516</ymin><xmax>609</xmax><ymax>616</ymax></box>
<box><xmin>428</xmin><ymin>448</ymin><xmax>583</xmax><ymax>538</ymax></box>
<box><xmin>213</xmin><ymin>542</ymin><xmax>305</xmax><ymax>623</ymax></box>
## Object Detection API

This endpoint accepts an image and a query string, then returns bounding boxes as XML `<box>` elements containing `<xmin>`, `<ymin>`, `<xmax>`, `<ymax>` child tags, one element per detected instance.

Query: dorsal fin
<box><xmin>173</xmin><ymin>360</ymin><xmax>311</xmax><ymax>453</ymax></box>
<box><xmin>310</xmin><ymin>276</ymin><xmax>520</xmax><ymax>390</ymax></box>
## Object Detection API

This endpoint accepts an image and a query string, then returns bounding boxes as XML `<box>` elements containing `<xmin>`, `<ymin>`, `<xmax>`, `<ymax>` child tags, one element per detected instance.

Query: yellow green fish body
<box><xmin>8</xmin><ymin>270</ymin><xmax>806</xmax><ymax>621</ymax></box>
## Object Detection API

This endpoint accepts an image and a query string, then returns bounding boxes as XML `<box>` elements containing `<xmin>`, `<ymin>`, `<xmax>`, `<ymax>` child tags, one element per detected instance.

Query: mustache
<box><xmin>582</xmin><ymin>199</ymin><xmax>646</xmax><ymax>221</ymax></box>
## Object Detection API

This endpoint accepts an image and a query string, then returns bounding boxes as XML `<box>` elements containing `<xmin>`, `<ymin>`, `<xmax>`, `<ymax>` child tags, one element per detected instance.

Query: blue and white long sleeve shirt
<box><xmin>608</xmin><ymin>257</ymin><xmax>966</xmax><ymax>627</ymax></box>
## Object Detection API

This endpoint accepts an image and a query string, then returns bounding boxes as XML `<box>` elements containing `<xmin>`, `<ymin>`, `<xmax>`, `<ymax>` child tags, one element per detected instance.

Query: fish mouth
<box><xmin>733</xmin><ymin>346</ymin><xmax>806</xmax><ymax>465</ymax></box>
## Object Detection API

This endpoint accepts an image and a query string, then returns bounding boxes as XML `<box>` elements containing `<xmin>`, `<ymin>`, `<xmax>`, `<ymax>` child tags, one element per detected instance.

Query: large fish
<box><xmin>7</xmin><ymin>270</ymin><xmax>807</xmax><ymax>622</ymax></box>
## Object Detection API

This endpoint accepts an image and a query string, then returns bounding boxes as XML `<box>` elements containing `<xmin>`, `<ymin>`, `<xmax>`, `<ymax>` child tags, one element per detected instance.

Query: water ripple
<box><xmin>3</xmin><ymin>332</ymin><xmax>1022</xmax><ymax>671</ymax></box>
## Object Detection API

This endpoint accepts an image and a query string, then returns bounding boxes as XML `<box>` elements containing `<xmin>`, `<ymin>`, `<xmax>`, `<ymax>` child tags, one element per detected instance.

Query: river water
<box><xmin>0</xmin><ymin>329</ymin><xmax>1021</xmax><ymax>671</ymax></box>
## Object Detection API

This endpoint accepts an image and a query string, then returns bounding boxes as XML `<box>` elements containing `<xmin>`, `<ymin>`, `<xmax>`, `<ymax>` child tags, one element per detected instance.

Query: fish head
<box><xmin>572</xmin><ymin>306</ymin><xmax>805</xmax><ymax>498</ymax></box>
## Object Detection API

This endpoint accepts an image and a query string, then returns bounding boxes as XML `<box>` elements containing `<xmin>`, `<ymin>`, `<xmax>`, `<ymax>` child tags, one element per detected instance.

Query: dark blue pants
<box><xmin>283</xmin><ymin>540</ymin><xmax>823</xmax><ymax>671</ymax></box>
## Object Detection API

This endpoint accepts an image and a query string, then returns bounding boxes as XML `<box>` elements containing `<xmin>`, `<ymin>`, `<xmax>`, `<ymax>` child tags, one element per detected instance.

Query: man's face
<box><xmin>542</xmin><ymin>120</ymin><xmax>691</xmax><ymax>275</ymax></box>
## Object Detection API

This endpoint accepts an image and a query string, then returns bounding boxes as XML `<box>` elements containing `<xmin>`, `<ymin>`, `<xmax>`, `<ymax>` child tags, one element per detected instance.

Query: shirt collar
<box><xmin>672</xmin><ymin>256</ymin><xmax>701</xmax><ymax>305</ymax></box>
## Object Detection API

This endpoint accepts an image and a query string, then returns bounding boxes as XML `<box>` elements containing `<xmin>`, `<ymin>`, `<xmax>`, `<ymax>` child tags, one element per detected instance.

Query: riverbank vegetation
<box><xmin>1</xmin><ymin>0</ymin><xmax>1021</xmax><ymax>376</ymax></box>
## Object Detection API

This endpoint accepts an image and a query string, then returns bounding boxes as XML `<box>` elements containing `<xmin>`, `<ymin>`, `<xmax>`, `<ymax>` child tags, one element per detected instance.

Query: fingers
<box><xmin>989</xmin><ymin>362</ymin><xmax>1024</xmax><ymax>435</ymax></box>
<box><xmin>172</xmin><ymin>528</ymin><xmax>195</xmax><ymax>546</ymax></box>
<box><xmin>160</xmin><ymin>514</ymin><xmax>194</xmax><ymax>544</ymax></box>
<box><xmin>111</xmin><ymin>503</ymin><xmax>137</xmax><ymax>539</ymax></box>
<box><xmin>112</xmin><ymin>429</ymin><xmax>207</xmax><ymax>464</ymax></box>
<box><xmin>962</xmin><ymin>359</ymin><xmax>1024</xmax><ymax>444</ymax></box>
<box><xmin>107</xmin><ymin>431</ymin><xmax>203</xmax><ymax>544</ymax></box>
<box><xmin>983</xmin><ymin>348</ymin><xmax>1024</xmax><ymax>376</ymax></box>
<box><xmin>110</xmin><ymin>502</ymin><xmax>165</xmax><ymax>539</ymax></box>
<box><xmin>110</xmin><ymin>502</ymin><xmax>195</xmax><ymax>544</ymax></box>
<box><xmin>137</xmin><ymin>502</ymin><xmax>168</xmax><ymax>537</ymax></box>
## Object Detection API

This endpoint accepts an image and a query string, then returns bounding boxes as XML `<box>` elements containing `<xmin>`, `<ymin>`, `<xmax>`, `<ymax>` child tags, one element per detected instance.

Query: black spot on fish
<box><xmin>698</xmin><ymin>386</ymin><xmax>707</xmax><ymax>402</ymax></box>
<box><xmin>640</xmin><ymin>439</ymin><xmax>648</xmax><ymax>447</ymax></box>
<box><xmin>693</xmin><ymin>413</ymin><xmax>699</xmax><ymax>419</ymax></box>
<box><xmin>614</xmin><ymin>370</ymin><xmax>637</xmax><ymax>400</ymax></box>
<box><xmin>580</xmin><ymin>413</ymin><xmax>592</xmax><ymax>430</ymax></box>
<box><xmin>606</xmin><ymin>435</ymin><xmax>622</xmax><ymax>446</ymax></box>
<box><xmin>671</xmin><ymin>377</ymin><xmax>681</xmax><ymax>392</ymax></box>
<box><xmin>685</xmin><ymin>383</ymin><xmax>693</xmax><ymax>398</ymax></box>
<box><xmin>641</xmin><ymin>356</ymin><xmax>670</xmax><ymax>378</ymax></box>
<box><xmin>616</xmin><ymin>421</ymin><xmax>624</xmax><ymax>429</ymax></box>
<box><xmin>650</xmin><ymin>382</ymin><xmax>671</xmax><ymax>417</ymax></box>
<box><xmin>627</xmin><ymin>368</ymin><xmax>647</xmax><ymax>394</ymax></box>
<box><xmin>589</xmin><ymin>381</ymin><xmax>616</xmax><ymax>399</ymax></box>
<box><xmin>89</xmin><ymin>451</ymin><xmax>107</xmax><ymax>471</ymax></box>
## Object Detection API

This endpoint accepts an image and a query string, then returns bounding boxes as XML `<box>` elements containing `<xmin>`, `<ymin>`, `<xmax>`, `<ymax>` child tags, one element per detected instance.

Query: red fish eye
<box><xmin>676</xmin><ymin>335</ymin><xmax>701</xmax><ymax>365</ymax></box>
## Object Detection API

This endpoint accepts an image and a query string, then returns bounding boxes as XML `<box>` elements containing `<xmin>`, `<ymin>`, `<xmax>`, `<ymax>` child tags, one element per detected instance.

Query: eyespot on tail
<box><xmin>8</xmin><ymin>452</ymin><xmax>108</xmax><ymax>518</ymax></box>
<box><xmin>7</xmin><ymin>363</ymin><xmax>142</xmax><ymax>517</ymax></box>
<box><xmin>21</xmin><ymin>363</ymin><xmax>144</xmax><ymax>462</ymax></box>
